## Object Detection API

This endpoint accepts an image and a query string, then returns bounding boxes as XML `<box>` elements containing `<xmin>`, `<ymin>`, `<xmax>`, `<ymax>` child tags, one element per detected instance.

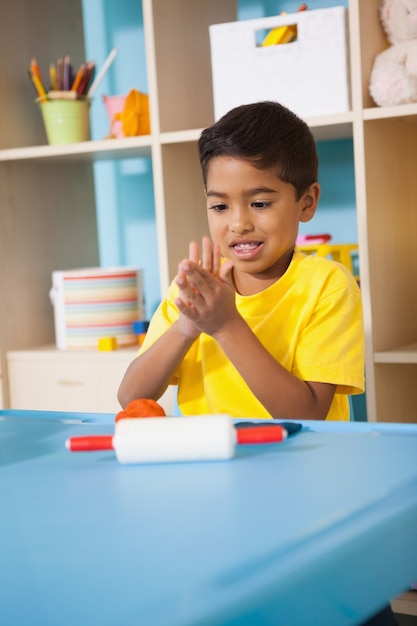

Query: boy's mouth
<box><xmin>230</xmin><ymin>241</ymin><xmax>262</xmax><ymax>259</ymax></box>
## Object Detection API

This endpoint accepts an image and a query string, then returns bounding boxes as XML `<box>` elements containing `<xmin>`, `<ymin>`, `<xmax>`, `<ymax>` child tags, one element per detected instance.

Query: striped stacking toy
<box><xmin>50</xmin><ymin>267</ymin><xmax>145</xmax><ymax>350</ymax></box>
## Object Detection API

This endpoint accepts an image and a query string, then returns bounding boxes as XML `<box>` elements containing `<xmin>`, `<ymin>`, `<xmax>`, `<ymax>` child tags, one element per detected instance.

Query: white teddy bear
<box><xmin>369</xmin><ymin>0</ymin><xmax>417</xmax><ymax>106</ymax></box>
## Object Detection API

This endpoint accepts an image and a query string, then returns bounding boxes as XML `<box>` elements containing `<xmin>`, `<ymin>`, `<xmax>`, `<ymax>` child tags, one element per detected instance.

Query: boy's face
<box><xmin>205</xmin><ymin>157</ymin><xmax>319</xmax><ymax>290</ymax></box>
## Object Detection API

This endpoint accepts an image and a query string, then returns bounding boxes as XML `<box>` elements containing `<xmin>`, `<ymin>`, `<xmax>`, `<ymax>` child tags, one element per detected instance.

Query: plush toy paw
<box><xmin>370</xmin><ymin>56</ymin><xmax>417</xmax><ymax>105</ymax></box>
<box><xmin>369</xmin><ymin>0</ymin><xmax>417</xmax><ymax>107</ymax></box>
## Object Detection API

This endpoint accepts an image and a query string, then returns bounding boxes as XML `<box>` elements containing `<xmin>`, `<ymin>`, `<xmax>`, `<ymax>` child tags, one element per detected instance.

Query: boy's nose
<box><xmin>229</xmin><ymin>207</ymin><xmax>253</xmax><ymax>234</ymax></box>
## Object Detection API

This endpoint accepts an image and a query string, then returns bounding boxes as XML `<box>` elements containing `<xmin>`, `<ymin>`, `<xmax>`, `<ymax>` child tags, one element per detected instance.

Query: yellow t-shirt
<box><xmin>140</xmin><ymin>250</ymin><xmax>365</xmax><ymax>420</ymax></box>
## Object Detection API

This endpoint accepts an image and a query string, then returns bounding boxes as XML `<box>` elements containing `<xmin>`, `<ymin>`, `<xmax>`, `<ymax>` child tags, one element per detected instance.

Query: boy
<box><xmin>118</xmin><ymin>101</ymin><xmax>365</xmax><ymax>420</ymax></box>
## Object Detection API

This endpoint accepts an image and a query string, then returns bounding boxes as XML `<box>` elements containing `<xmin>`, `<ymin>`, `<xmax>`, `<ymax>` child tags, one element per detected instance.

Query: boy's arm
<box><xmin>212</xmin><ymin>314</ymin><xmax>336</xmax><ymax>420</ymax></box>
<box><xmin>118</xmin><ymin>240</ymin><xmax>213</xmax><ymax>408</ymax></box>
<box><xmin>117</xmin><ymin>321</ymin><xmax>196</xmax><ymax>408</ymax></box>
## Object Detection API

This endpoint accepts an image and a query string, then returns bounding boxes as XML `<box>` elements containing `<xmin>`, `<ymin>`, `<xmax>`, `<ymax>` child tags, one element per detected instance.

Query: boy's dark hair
<box><xmin>198</xmin><ymin>101</ymin><xmax>318</xmax><ymax>199</ymax></box>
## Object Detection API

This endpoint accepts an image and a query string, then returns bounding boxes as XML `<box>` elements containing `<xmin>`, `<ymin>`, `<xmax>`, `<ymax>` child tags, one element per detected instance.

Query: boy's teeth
<box><xmin>235</xmin><ymin>243</ymin><xmax>257</xmax><ymax>249</ymax></box>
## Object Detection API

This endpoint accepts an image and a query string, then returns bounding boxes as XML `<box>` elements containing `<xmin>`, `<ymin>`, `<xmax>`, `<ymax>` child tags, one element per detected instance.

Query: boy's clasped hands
<box><xmin>174</xmin><ymin>236</ymin><xmax>235</xmax><ymax>339</ymax></box>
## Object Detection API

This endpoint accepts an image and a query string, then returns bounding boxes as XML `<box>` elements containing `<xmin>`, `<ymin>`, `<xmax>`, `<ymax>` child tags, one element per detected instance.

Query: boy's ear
<box><xmin>299</xmin><ymin>183</ymin><xmax>320</xmax><ymax>223</ymax></box>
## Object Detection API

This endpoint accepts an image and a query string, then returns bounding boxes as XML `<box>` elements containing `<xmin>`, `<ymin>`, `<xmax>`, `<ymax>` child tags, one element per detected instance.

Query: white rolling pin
<box><xmin>65</xmin><ymin>415</ymin><xmax>288</xmax><ymax>465</ymax></box>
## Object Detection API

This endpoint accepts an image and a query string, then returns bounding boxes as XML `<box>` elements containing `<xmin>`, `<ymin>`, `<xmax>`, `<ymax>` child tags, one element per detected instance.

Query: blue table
<box><xmin>1</xmin><ymin>410</ymin><xmax>417</xmax><ymax>626</ymax></box>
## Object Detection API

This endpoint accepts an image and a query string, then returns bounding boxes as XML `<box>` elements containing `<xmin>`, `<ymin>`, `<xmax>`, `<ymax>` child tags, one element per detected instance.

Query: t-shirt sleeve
<box><xmin>136</xmin><ymin>281</ymin><xmax>181</xmax><ymax>384</ymax></box>
<box><xmin>293</xmin><ymin>271</ymin><xmax>365</xmax><ymax>395</ymax></box>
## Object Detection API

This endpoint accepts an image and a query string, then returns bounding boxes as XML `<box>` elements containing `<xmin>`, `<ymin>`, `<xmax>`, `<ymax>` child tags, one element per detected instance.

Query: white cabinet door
<box><xmin>7</xmin><ymin>347</ymin><xmax>174</xmax><ymax>415</ymax></box>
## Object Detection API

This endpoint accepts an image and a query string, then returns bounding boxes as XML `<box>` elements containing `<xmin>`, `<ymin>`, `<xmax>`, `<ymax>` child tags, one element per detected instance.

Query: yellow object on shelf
<box><xmin>262</xmin><ymin>24</ymin><xmax>297</xmax><ymax>46</ymax></box>
<box><xmin>298</xmin><ymin>243</ymin><xmax>360</xmax><ymax>282</ymax></box>
<box><xmin>98</xmin><ymin>337</ymin><xmax>118</xmax><ymax>351</ymax></box>
<box><xmin>261</xmin><ymin>3</ymin><xmax>307</xmax><ymax>46</ymax></box>
<box><xmin>114</xmin><ymin>89</ymin><xmax>150</xmax><ymax>136</ymax></box>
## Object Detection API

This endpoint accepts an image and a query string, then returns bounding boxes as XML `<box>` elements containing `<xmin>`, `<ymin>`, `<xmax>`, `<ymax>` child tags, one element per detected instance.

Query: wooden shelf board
<box><xmin>0</xmin><ymin>111</ymin><xmax>356</xmax><ymax>164</ymax></box>
<box><xmin>160</xmin><ymin>113</ymin><xmax>355</xmax><ymax>144</ymax></box>
<box><xmin>374</xmin><ymin>342</ymin><xmax>417</xmax><ymax>364</ymax></box>
<box><xmin>363</xmin><ymin>103</ymin><xmax>417</xmax><ymax>122</ymax></box>
<box><xmin>160</xmin><ymin>129</ymin><xmax>203</xmax><ymax>144</ymax></box>
<box><xmin>304</xmin><ymin>111</ymin><xmax>354</xmax><ymax>141</ymax></box>
<box><xmin>7</xmin><ymin>345</ymin><xmax>138</xmax><ymax>361</ymax></box>
<box><xmin>0</xmin><ymin>136</ymin><xmax>153</xmax><ymax>163</ymax></box>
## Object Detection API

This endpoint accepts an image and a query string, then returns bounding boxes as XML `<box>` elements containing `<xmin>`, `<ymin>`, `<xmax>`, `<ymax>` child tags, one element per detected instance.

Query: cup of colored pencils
<box><xmin>28</xmin><ymin>49</ymin><xmax>118</xmax><ymax>145</ymax></box>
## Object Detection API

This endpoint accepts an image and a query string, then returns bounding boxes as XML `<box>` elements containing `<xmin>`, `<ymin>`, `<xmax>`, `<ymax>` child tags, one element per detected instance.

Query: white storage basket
<box><xmin>209</xmin><ymin>6</ymin><xmax>350</xmax><ymax>120</ymax></box>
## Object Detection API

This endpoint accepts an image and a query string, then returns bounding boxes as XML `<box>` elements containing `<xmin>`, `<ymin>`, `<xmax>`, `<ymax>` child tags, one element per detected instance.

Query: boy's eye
<box><xmin>209</xmin><ymin>203</ymin><xmax>228</xmax><ymax>212</ymax></box>
<box><xmin>252</xmin><ymin>201</ymin><xmax>271</xmax><ymax>209</ymax></box>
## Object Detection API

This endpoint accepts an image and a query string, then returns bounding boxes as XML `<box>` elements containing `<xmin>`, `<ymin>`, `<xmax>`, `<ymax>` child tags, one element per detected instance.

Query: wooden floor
<box><xmin>392</xmin><ymin>591</ymin><xmax>417</xmax><ymax>624</ymax></box>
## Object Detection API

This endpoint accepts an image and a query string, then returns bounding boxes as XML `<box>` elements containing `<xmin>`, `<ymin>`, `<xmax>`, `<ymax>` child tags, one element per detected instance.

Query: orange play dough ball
<box><xmin>115</xmin><ymin>398</ymin><xmax>166</xmax><ymax>422</ymax></box>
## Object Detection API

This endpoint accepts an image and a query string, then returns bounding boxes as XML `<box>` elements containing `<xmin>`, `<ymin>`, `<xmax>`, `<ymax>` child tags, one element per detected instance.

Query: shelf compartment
<box><xmin>150</xmin><ymin>0</ymin><xmax>236</xmax><ymax>134</ymax></box>
<box><xmin>372</xmin><ymin>363</ymin><xmax>417</xmax><ymax>423</ymax></box>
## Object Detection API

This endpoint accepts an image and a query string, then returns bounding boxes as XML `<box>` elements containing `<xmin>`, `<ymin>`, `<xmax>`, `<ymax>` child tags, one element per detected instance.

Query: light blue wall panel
<box><xmin>81</xmin><ymin>0</ymin><xmax>160</xmax><ymax>318</ymax></box>
<box><xmin>299</xmin><ymin>139</ymin><xmax>357</xmax><ymax>243</ymax></box>
<box><xmin>238</xmin><ymin>0</ymin><xmax>348</xmax><ymax>19</ymax></box>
